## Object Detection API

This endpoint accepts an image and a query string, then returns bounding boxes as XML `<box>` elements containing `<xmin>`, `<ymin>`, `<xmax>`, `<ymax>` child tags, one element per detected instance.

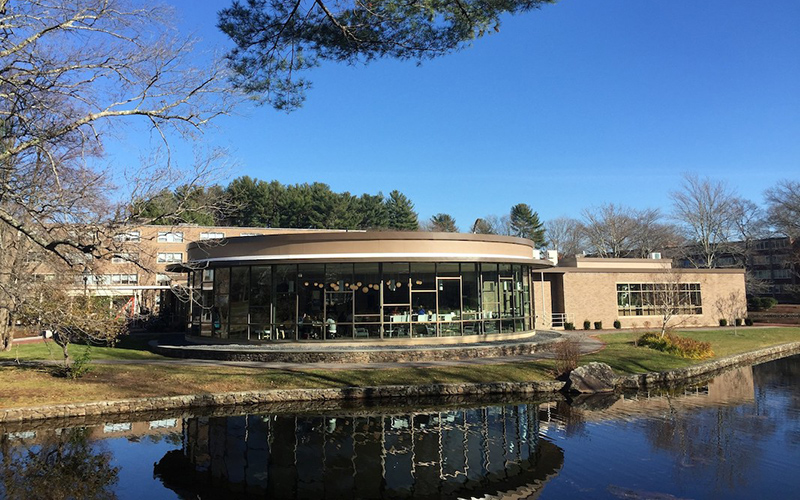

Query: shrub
<box><xmin>552</xmin><ymin>337</ymin><xmax>580</xmax><ymax>377</ymax></box>
<box><xmin>564</xmin><ymin>322</ymin><xmax>575</xmax><ymax>330</ymax></box>
<box><xmin>719</xmin><ymin>318</ymin><xmax>728</xmax><ymax>327</ymax></box>
<box><xmin>583</xmin><ymin>320</ymin><xmax>591</xmax><ymax>330</ymax></box>
<box><xmin>735</xmin><ymin>318</ymin><xmax>743</xmax><ymax>327</ymax></box>
<box><xmin>594</xmin><ymin>321</ymin><xmax>602</xmax><ymax>330</ymax></box>
<box><xmin>637</xmin><ymin>332</ymin><xmax>713</xmax><ymax>359</ymax></box>
<box><xmin>613</xmin><ymin>320</ymin><xmax>621</xmax><ymax>329</ymax></box>
<box><xmin>749</xmin><ymin>296</ymin><xmax>779</xmax><ymax>311</ymax></box>
<box><xmin>762</xmin><ymin>297</ymin><xmax>778</xmax><ymax>310</ymax></box>
<box><xmin>744</xmin><ymin>318</ymin><xmax>753</xmax><ymax>326</ymax></box>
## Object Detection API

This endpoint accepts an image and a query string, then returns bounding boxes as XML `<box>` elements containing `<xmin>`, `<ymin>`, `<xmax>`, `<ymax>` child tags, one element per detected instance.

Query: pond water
<box><xmin>1</xmin><ymin>355</ymin><xmax>798</xmax><ymax>499</ymax></box>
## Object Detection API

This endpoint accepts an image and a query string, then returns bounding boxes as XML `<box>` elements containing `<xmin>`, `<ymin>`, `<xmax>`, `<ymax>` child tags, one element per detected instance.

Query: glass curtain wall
<box><xmin>192</xmin><ymin>262</ymin><xmax>533</xmax><ymax>341</ymax></box>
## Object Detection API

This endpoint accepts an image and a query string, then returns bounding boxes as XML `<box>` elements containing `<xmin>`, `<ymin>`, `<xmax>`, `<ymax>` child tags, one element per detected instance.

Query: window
<box><xmin>156</xmin><ymin>273</ymin><xmax>172</xmax><ymax>284</ymax></box>
<box><xmin>752</xmin><ymin>255</ymin><xmax>769</xmax><ymax>265</ymax></box>
<box><xmin>773</xmin><ymin>269</ymin><xmax>791</xmax><ymax>280</ymax></box>
<box><xmin>157</xmin><ymin>231</ymin><xmax>184</xmax><ymax>243</ymax></box>
<box><xmin>617</xmin><ymin>283</ymin><xmax>702</xmax><ymax>316</ymax></box>
<box><xmin>111</xmin><ymin>252</ymin><xmax>138</xmax><ymax>264</ymax></box>
<box><xmin>113</xmin><ymin>231</ymin><xmax>140</xmax><ymax>242</ymax></box>
<box><xmin>96</xmin><ymin>274</ymin><xmax>139</xmax><ymax>285</ymax></box>
<box><xmin>157</xmin><ymin>252</ymin><xmax>183</xmax><ymax>263</ymax></box>
<box><xmin>200</xmin><ymin>232</ymin><xmax>225</xmax><ymax>240</ymax></box>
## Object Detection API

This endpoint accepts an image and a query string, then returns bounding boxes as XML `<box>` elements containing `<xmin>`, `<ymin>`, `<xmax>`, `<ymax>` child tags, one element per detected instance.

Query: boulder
<box><xmin>568</xmin><ymin>362</ymin><xmax>617</xmax><ymax>393</ymax></box>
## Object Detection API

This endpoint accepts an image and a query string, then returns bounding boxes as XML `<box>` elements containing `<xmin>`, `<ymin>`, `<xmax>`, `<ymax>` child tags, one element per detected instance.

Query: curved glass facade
<box><xmin>189</xmin><ymin>262</ymin><xmax>534</xmax><ymax>341</ymax></box>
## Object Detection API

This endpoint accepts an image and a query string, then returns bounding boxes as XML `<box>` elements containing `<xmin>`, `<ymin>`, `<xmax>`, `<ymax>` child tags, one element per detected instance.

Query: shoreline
<box><xmin>2</xmin><ymin>341</ymin><xmax>799</xmax><ymax>424</ymax></box>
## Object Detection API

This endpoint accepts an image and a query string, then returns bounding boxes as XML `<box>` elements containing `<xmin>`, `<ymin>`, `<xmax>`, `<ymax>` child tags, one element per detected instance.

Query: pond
<box><xmin>1</xmin><ymin>354</ymin><xmax>798</xmax><ymax>499</ymax></box>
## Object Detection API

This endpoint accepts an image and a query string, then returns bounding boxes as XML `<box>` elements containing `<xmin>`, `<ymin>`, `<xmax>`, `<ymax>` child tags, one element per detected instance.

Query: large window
<box><xmin>157</xmin><ymin>252</ymin><xmax>183</xmax><ymax>263</ymax></box>
<box><xmin>157</xmin><ymin>231</ymin><xmax>184</xmax><ymax>243</ymax></box>
<box><xmin>200</xmin><ymin>232</ymin><xmax>225</xmax><ymax>240</ymax></box>
<box><xmin>199</xmin><ymin>262</ymin><xmax>535</xmax><ymax>342</ymax></box>
<box><xmin>617</xmin><ymin>283</ymin><xmax>702</xmax><ymax>316</ymax></box>
<box><xmin>113</xmin><ymin>230</ymin><xmax>140</xmax><ymax>242</ymax></box>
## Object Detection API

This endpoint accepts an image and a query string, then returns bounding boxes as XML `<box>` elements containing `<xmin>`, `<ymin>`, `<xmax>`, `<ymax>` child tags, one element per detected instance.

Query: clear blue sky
<box><xmin>109</xmin><ymin>0</ymin><xmax>800</xmax><ymax>229</ymax></box>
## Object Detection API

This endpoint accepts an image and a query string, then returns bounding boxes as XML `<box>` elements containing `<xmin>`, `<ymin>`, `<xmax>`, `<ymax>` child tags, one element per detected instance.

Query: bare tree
<box><xmin>650</xmin><ymin>267</ymin><xmax>695</xmax><ymax>338</ymax></box>
<box><xmin>670</xmin><ymin>174</ymin><xmax>737</xmax><ymax>268</ymax></box>
<box><xmin>0</xmin><ymin>0</ymin><xmax>235</xmax><ymax>350</ymax></box>
<box><xmin>714</xmin><ymin>290</ymin><xmax>747</xmax><ymax>335</ymax></box>
<box><xmin>581</xmin><ymin>203</ymin><xmax>669</xmax><ymax>258</ymax></box>
<box><xmin>473</xmin><ymin>214</ymin><xmax>512</xmax><ymax>236</ymax></box>
<box><xmin>765</xmin><ymin>179</ymin><xmax>800</xmax><ymax>239</ymax></box>
<box><xmin>21</xmin><ymin>275</ymin><xmax>128</xmax><ymax>376</ymax></box>
<box><xmin>544</xmin><ymin>216</ymin><xmax>586</xmax><ymax>257</ymax></box>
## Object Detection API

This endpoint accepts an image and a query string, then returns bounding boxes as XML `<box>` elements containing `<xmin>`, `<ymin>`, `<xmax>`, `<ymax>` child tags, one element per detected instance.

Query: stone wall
<box><xmin>0</xmin><ymin>380</ymin><xmax>567</xmax><ymax>424</ymax></box>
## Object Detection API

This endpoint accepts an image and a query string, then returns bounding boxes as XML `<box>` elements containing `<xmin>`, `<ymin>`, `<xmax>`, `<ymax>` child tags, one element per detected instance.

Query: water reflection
<box><xmin>153</xmin><ymin>404</ymin><xmax>565</xmax><ymax>499</ymax></box>
<box><xmin>0</xmin><ymin>355</ymin><xmax>798</xmax><ymax>499</ymax></box>
<box><xmin>1</xmin><ymin>427</ymin><xmax>119</xmax><ymax>499</ymax></box>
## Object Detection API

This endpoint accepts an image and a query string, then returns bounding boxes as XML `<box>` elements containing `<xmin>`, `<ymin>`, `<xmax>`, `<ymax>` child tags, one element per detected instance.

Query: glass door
<box><xmin>500</xmin><ymin>277</ymin><xmax>515</xmax><ymax>333</ymax></box>
<box><xmin>437</xmin><ymin>278</ymin><xmax>462</xmax><ymax>336</ymax></box>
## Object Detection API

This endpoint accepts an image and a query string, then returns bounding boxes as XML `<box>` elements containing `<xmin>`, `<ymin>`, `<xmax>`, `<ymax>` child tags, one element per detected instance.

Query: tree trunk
<box><xmin>0</xmin><ymin>307</ymin><xmax>11</xmax><ymax>351</ymax></box>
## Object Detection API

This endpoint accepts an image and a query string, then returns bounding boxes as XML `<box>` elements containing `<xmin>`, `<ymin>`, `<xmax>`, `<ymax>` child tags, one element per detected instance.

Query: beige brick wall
<box><xmin>559</xmin><ymin>269</ymin><xmax>746</xmax><ymax>330</ymax></box>
<box><xmin>530</xmin><ymin>278</ymin><xmax>552</xmax><ymax>329</ymax></box>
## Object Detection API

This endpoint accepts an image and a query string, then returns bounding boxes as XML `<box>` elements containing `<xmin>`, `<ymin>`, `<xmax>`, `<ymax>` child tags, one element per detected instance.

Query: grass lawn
<box><xmin>584</xmin><ymin>327</ymin><xmax>800</xmax><ymax>374</ymax></box>
<box><xmin>1</xmin><ymin>327</ymin><xmax>798</xmax><ymax>410</ymax></box>
<box><xmin>0</xmin><ymin>362</ymin><xmax>554</xmax><ymax>409</ymax></box>
<box><xmin>0</xmin><ymin>334</ymin><xmax>168</xmax><ymax>362</ymax></box>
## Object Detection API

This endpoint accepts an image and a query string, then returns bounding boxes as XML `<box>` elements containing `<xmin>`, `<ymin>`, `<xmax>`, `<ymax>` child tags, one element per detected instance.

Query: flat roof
<box><xmin>183</xmin><ymin>231</ymin><xmax>554</xmax><ymax>268</ymax></box>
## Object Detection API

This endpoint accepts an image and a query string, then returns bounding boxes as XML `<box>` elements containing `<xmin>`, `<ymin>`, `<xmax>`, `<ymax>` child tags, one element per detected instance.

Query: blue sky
<box><xmin>109</xmin><ymin>0</ymin><xmax>800</xmax><ymax>229</ymax></box>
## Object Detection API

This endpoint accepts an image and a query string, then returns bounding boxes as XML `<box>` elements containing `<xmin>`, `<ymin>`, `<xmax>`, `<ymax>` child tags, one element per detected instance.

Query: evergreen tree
<box><xmin>509</xmin><ymin>203</ymin><xmax>546</xmax><ymax>246</ymax></box>
<box><xmin>226</xmin><ymin>176</ymin><xmax>268</xmax><ymax>226</ymax></box>
<box><xmin>386</xmin><ymin>190</ymin><xmax>419</xmax><ymax>231</ymax></box>
<box><xmin>429</xmin><ymin>213</ymin><xmax>458</xmax><ymax>232</ymax></box>
<box><xmin>357</xmin><ymin>193</ymin><xmax>390</xmax><ymax>229</ymax></box>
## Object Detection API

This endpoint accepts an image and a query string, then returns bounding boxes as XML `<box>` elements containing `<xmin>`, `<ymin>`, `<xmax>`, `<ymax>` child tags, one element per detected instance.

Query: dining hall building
<box><xmin>171</xmin><ymin>230</ymin><xmax>747</xmax><ymax>343</ymax></box>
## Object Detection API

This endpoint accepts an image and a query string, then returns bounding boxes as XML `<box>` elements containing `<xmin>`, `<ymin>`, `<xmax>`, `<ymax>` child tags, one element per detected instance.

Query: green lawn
<box><xmin>583</xmin><ymin>327</ymin><xmax>800</xmax><ymax>374</ymax></box>
<box><xmin>0</xmin><ymin>334</ymin><xmax>168</xmax><ymax>362</ymax></box>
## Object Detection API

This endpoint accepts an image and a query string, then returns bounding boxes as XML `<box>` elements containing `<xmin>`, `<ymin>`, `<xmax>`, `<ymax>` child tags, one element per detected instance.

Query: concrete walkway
<box><xmin>2</xmin><ymin>331</ymin><xmax>605</xmax><ymax>371</ymax></box>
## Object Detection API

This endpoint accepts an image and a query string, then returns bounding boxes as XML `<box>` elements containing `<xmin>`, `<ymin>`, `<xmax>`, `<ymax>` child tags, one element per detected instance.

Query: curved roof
<box><xmin>185</xmin><ymin>231</ymin><xmax>553</xmax><ymax>268</ymax></box>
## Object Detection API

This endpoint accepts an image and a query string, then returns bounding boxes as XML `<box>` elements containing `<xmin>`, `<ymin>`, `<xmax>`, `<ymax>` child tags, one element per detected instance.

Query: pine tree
<box><xmin>430</xmin><ymin>213</ymin><xmax>458</xmax><ymax>232</ymax></box>
<box><xmin>386</xmin><ymin>190</ymin><xmax>419</xmax><ymax>231</ymax></box>
<box><xmin>510</xmin><ymin>203</ymin><xmax>546</xmax><ymax>246</ymax></box>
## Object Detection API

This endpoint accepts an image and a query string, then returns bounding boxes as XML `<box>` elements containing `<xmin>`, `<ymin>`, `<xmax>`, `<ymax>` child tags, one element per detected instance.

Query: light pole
<box><xmin>81</xmin><ymin>267</ymin><xmax>91</xmax><ymax>296</ymax></box>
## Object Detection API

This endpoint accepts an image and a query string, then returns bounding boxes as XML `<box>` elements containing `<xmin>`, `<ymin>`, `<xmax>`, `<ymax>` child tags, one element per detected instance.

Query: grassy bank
<box><xmin>1</xmin><ymin>327</ymin><xmax>798</xmax><ymax>410</ymax></box>
<box><xmin>583</xmin><ymin>327</ymin><xmax>800</xmax><ymax>373</ymax></box>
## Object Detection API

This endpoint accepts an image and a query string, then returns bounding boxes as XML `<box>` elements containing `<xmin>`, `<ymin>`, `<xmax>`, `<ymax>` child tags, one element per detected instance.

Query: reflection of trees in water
<box><xmin>753</xmin><ymin>354</ymin><xmax>800</xmax><ymax>446</ymax></box>
<box><xmin>153</xmin><ymin>403</ymin><xmax>565</xmax><ymax>499</ymax></box>
<box><xmin>0</xmin><ymin>427</ymin><xmax>119</xmax><ymax>500</ymax></box>
<box><xmin>643</xmin><ymin>387</ymin><xmax>780</xmax><ymax>494</ymax></box>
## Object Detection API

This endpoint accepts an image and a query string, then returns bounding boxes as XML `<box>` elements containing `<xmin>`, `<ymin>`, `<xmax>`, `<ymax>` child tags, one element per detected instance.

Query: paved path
<box><xmin>2</xmin><ymin>332</ymin><xmax>606</xmax><ymax>372</ymax></box>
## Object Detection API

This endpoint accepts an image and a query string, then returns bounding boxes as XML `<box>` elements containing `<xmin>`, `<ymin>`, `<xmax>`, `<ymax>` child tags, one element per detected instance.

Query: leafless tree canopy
<box><xmin>1</xmin><ymin>0</ymin><xmax>232</xmax><ymax>255</ymax></box>
<box><xmin>765</xmin><ymin>179</ymin><xmax>800</xmax><ymax>240</ymax></box>
<box><xmin>544</xmin><ymin>216</ymin><xmax>586</xmax><ymax>257</ymax></box>
<box><xmin>0</xmin><ymin>0</ymin><xmax>235</xmax><ymax>350</ymax></box>
<box><xmin>670</xmin><ymin>174</ymin><xmax>738</xmax><ymax>268</ymax></box>
<box><xmin>579</xmin><ymin>203</ymin><xmax>678</xmax><ymax>258</ymax></box>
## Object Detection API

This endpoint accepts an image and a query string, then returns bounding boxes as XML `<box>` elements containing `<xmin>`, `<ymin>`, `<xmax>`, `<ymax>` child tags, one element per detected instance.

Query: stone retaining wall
<box><xmin>152</xmin><ymin>338</ymin><xmax>559</xmax><ymax>363</ymax></box>
<box><xmin>0</xmin><ymin>380</ymin><xmax>567</xmax><ymax>424</ymax></box>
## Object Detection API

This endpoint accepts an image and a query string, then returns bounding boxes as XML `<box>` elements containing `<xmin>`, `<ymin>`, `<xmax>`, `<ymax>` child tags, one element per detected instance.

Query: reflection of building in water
<box><xmin>2</xmin><ymin>418</ymin><xmax>182</xmax><ymax>447</ymax></box>
<box><xmin>154</xmin><ymin>404</ymin><xmax>564</xmax><ymax>499</ymax></box>
<box><xmin>538</xmin><ymin>366</ymin><xmax>756</xmax><ymax>428</ymax></box>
